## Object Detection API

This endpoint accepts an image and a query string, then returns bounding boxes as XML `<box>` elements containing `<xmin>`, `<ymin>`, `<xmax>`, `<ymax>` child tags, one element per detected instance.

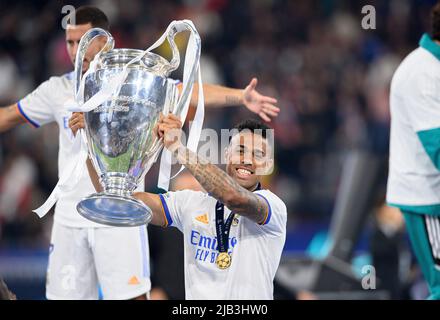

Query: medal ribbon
<box><xmin>214</xmin><ymin>183</ymin><xmax>262</xmax><ymax>254</ymax></box>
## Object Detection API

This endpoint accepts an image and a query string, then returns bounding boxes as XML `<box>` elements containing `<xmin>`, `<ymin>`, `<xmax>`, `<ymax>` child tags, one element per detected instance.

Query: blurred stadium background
<box><xmin>0</xmin><ymin>0</ymin><xmax>436</xmax><ymax>299</ymax></box>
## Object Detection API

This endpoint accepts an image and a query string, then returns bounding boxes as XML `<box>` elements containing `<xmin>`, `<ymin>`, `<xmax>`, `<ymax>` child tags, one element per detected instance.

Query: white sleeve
<box><xmin>158</xmin><ymin>190</ymin><xmax>204</xmax><ymax>231</ymax></box>
<box><xmin>17</xmin><ymin>78</ymin><xmax>56</xmax><ymax>127</ymax></box>
<box><xmin>254</xmin><ymin>190</ymin><xmax>287</xmax><ymax>237</ymax></box>
<box><xmin>404</xmin><ymin>71</ymin><xmax>440</xmax><ymax>132</ymax></box>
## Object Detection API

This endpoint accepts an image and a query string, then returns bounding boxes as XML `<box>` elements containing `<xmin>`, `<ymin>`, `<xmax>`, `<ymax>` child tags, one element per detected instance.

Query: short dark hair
<box><xmin>232</xmin><ymin>119</ymin><xmax>271</xmax><ymax>139</ymax></box>
<box><xmin>431</xmin><ymin>2</ymin><xmax>440</xmax><ymax>40</ymax></box>
<box><xmin>75</xmin><ymin>6</ymin><xmax>109</xmax><ymax>30</ymax></box>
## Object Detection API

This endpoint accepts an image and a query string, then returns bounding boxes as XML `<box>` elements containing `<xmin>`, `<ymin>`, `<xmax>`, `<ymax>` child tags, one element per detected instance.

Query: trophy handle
<box><xmin>74</xmin><ymin>28</ymin><xmax>114</xmax><ymax>103</ymax></box>
<box><xmin>167</xmin><ymin>21</ymin><xmax>201</xmax><ymax>119</ymax></box>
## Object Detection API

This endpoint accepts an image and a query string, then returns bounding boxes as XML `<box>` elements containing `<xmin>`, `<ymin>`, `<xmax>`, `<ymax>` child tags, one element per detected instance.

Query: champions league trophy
<box><xmin>73</xmin><ymin>21</ymin><xmax>202</xmax><ymax>227</ymax></box>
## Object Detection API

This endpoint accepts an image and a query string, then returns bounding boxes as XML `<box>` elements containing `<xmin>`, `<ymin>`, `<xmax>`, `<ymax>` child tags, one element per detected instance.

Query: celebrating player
<box><xmin>0</xmin><ymin>6</ymin><xmax>279</xmax><ymax>300</ymax></box>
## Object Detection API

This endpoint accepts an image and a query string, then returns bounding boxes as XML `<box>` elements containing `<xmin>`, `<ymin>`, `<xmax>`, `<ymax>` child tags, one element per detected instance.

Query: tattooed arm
<box><xmin>180</xmin><ymin>78</ymin><xmax>280</xmax><ymax>122</ymax></box>
<box><xmin>177</xmin><ymin>146</ymin><xmax>268</xmax><ymax>224</ymax></box>
<box><xmin>0</xmin><ymin>278</ymin><xmax>16</xmax><ymax>300</ymax></box>
<box><xmin>157</xmin><ymin>114</ymin><xmax>269</xmax><ymax>224</ymax></box>
<box><xmin>0</xmin><ymin>104</ymin><xmax>26</xmax><ymax>133</ymax></box>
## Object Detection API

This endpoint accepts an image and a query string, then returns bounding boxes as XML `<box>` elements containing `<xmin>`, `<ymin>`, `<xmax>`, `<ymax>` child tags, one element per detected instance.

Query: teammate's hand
<box><xmin>242</xmin><ymin>78</ymin><xmax>279</xmax><ymax>122</ymax></box>
<box><xmin>68</xmin><ymin>112</ymin><xmax>85</xmax><ymax>136</ymax></box>
<box><xmin>156</xmin><ymin>113</ymin><xmax>183</xmax><ymax>153</ymax></box>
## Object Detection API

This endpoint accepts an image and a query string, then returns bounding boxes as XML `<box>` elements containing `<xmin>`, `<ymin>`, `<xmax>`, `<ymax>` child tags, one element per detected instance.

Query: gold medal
<box><xmin>216</xmin><ymin>252</ymin><xmax>232</xmax><ymax>269</ymax></box>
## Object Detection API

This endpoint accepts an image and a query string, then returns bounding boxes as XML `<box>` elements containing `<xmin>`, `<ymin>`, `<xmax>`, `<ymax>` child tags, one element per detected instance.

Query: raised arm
<box><xmin>0</xmin><ymin>104</ymin><xmax>26</xmax><ymax>133</ymax></box>
<box><xmin>182</xmin><ymin>78</ymin><xmax>280</xmax><ymax>122</ymax></box>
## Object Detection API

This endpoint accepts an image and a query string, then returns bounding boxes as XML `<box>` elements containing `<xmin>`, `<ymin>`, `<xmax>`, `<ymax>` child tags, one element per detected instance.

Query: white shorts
<box><xmin>46</xmin><ymin>221</ymin><xmax>151</xmax><ymax>300</ymax></box>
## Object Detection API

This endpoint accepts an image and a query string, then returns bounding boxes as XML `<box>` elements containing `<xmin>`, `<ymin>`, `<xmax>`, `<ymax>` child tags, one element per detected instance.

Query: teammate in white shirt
<box><xmin>81</xmin><ymin>115</ymin><xmax>287</xmax><ymax>300</ymax></box>
<box><xmin>0</xmin><ymin>6</ymin><xmax>280</xmax><ymax>300</ymax></box>
<box><xmin>387</xmin><ymin>2</ymin><xmax>440</xmax><ymax>300</ymax></box>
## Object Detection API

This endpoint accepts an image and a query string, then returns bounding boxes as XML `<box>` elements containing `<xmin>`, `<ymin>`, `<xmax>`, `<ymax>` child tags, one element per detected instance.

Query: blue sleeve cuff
<box><xmin>159</xmin><ymin>194</ymin><xmax>173</xmax><ymax>227</ymax></box>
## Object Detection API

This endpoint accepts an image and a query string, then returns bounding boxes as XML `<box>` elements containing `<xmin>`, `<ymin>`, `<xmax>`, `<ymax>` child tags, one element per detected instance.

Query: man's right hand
<box><xmin>68</xmin><ymin>112</ymin><xmax>85</xmax><ymax>136</ymax></box>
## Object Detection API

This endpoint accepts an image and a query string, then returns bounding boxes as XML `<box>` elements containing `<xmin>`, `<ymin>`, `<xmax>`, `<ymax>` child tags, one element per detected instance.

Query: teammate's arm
<box><xmin>158</xmin><ymin>114</ymin><xmax>269</xmax><ymax>224</ymax></box>
<box><xmin>181</xmin><ymin>78</ymin><xmax>279</xmax><ymax>122</ymax></box>
<box><xmin>0</xmin><ymin>104</ymin><xmax>26</xmax><ymax>133</ymax></box>
<box><xmin>85</xmin><ymin>158</ymin><xmax>168</xmax><ymax>227</ymax></box>
<box><xmin>176</xmin><ymin>147</ymin><xmax>268</xmax><ymax>224</ymax></box>
<box><xmin>70</xmin><ymin>113</ymin><xmax>168</xmax><ymax>227</ymax></box>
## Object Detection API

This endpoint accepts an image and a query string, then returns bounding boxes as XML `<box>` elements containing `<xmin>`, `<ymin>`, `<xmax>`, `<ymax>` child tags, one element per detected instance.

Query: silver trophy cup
<box><xmin>74</xmin><ymin>22</ymin><xmax>201</xmax><ymax>226</ymax></box>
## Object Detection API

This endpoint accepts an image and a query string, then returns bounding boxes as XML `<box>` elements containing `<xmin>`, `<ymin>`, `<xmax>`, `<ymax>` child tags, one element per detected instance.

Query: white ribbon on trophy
<box><xmin>33</xmin><ymin>20</ymin><xmax>204</xmax><ymax>218</ymax></box>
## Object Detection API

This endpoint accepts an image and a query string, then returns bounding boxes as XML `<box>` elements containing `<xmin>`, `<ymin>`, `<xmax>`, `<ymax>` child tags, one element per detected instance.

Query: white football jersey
<box><xmin>18</xmin><ymin>72</ymin><xmax>142</xmax><ymax>227</ymax></box>
<box><xmin>159</xmin><ymin>188</ymin><xmax>287</xmax><ymax>300</ymax></box>
<box><xmin>387</xmin><ymin>34</ymin><xmax>440</xmax><ymax>213</ymax></box>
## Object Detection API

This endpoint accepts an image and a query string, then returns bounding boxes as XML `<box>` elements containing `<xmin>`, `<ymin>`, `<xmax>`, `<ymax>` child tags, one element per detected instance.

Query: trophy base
<box><xmin>77</xmin><ymin>193</ymin><xmax>152</xmax><ymax>227</ymax></box>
